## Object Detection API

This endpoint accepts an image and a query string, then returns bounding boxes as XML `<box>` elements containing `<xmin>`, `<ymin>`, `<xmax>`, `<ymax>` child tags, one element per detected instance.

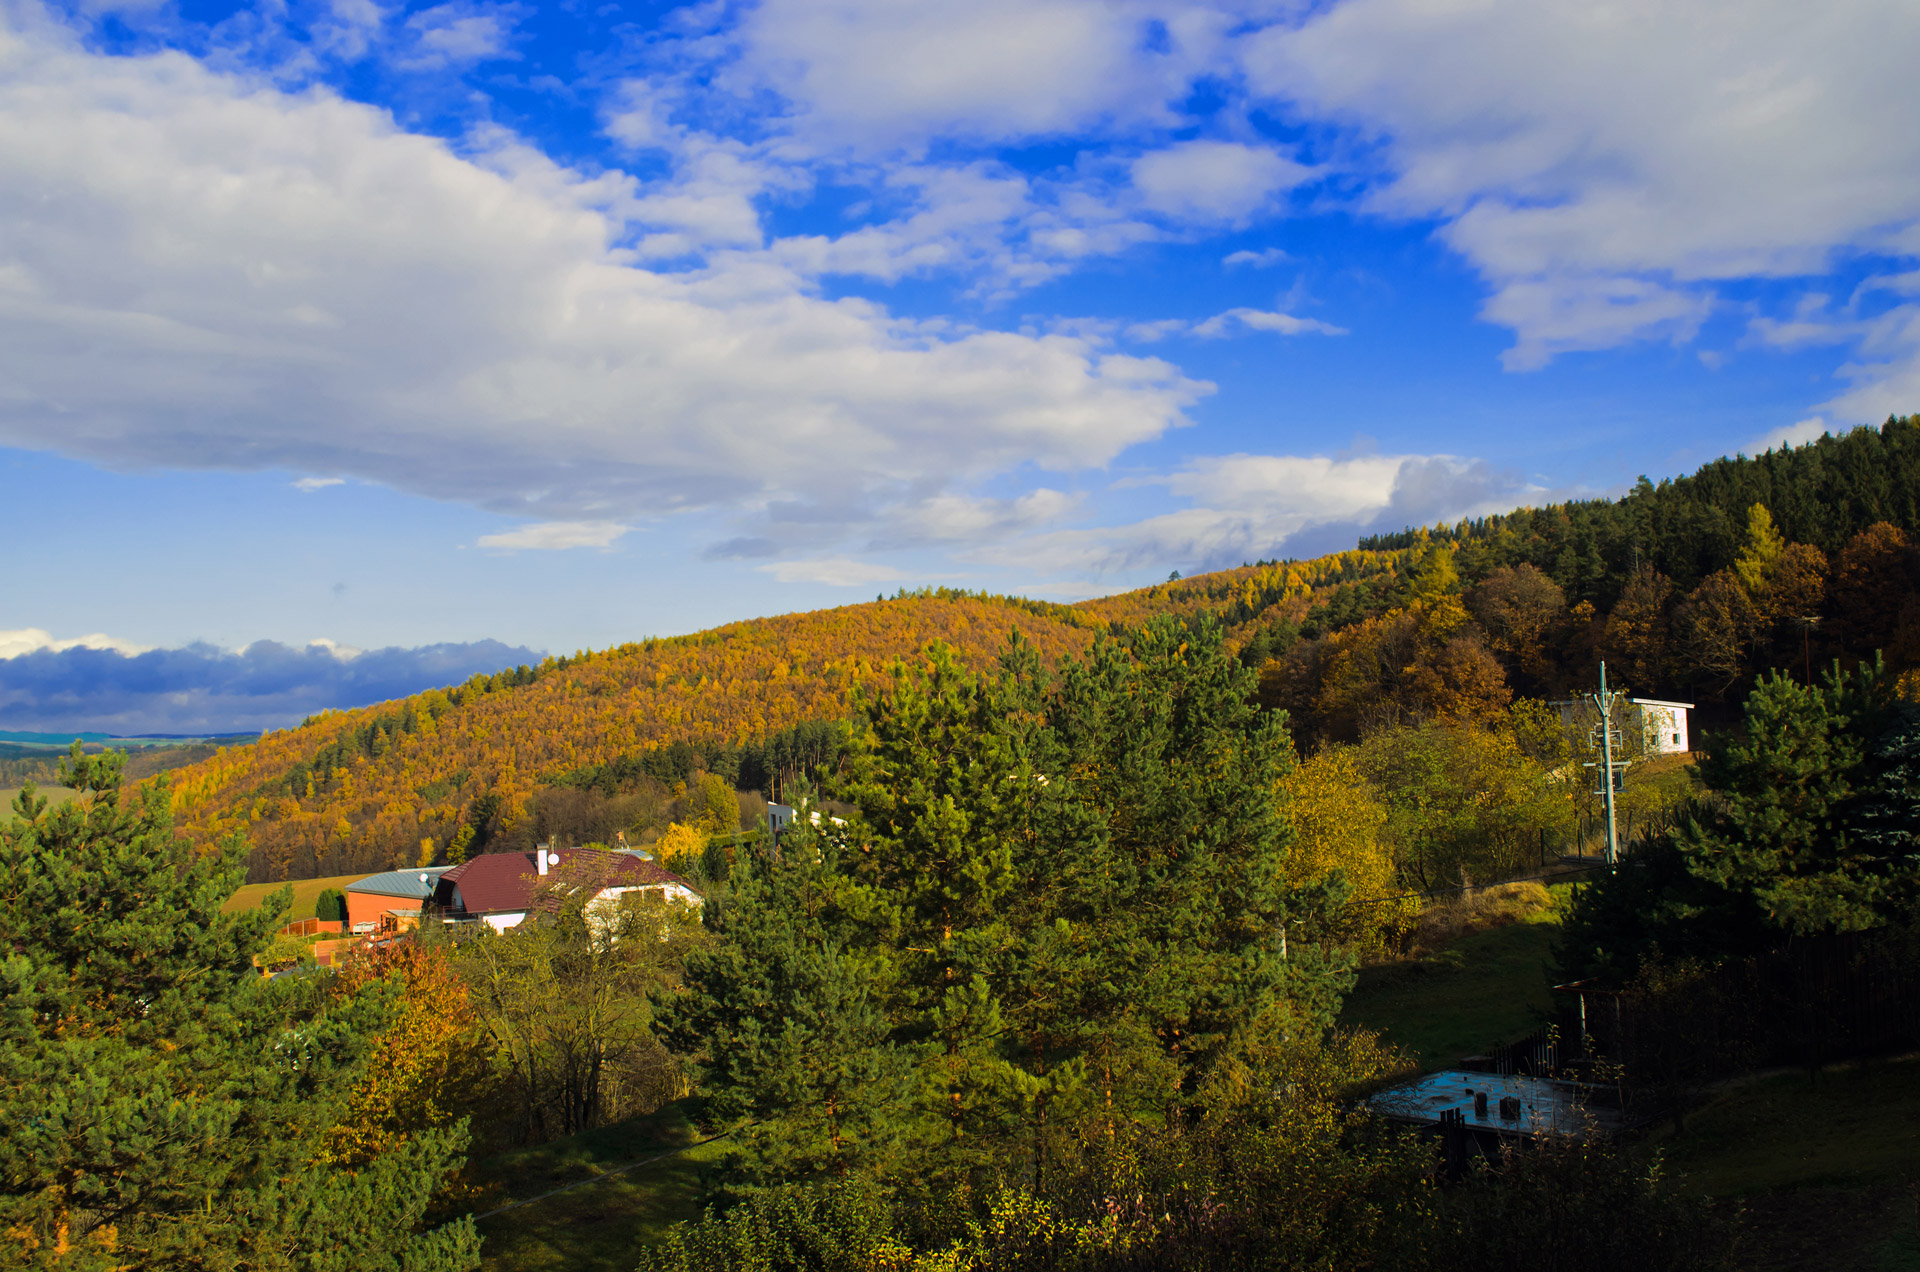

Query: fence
<box><xmin>1564</xmin><ymin>926</ymin><xmax>1920</xmax><ymax>1083</ymax></box>
<box><xmin>276</xmin><ymin>917</ymin><xmax>345</xmax><ymax>938</ymax></box>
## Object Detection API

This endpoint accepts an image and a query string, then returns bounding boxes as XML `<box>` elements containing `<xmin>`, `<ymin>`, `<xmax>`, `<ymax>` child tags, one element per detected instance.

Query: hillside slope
<box><xmin>168</xmin><ymin>417</ymin><xmax>1920</xmax><ymax>885</ymax></box>
<box><xmin>169</xmin><ymin>543</ymin><xmax>1432</xmax><ymax>882</ymax></box>
<box><xmin>176</xmin><ymin>596</ymin><xmax>1103</xmax><ymax>881</ymax></box>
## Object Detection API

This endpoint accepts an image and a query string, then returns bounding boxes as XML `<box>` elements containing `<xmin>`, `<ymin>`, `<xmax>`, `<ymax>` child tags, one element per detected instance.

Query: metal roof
<box><xmin>345</xmin><ymin>866</ymin><xmax>450</xmax><ymax>899</ymax></box>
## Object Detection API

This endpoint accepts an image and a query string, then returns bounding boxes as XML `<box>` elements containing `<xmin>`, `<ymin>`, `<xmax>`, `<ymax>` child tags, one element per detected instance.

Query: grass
<box><xmin>1645</xmin><ymin>1055</ymin><xmax>1920</xmax><ymax>1272</ymax></box>
<box><xmin>1339</xmin><ymin>892</ymin><xmax>1564</xmax><ymax>1071</ymax></box>
<box><xmin>465</xmin><ymin>1102</ymin><xmax>727</xmax><ymax>1272</ymax></box>
<box><xmin>223</xmin><ymin>873</ymin><xmax>365</xmax><ymax>921</ymax></box>
<box><xmin>1659</xmin><ymin>1056</ymin><xmax>1920</xmax><ymax>1196</ymax></box>
<box><xmin>1</xmin><ymin>784</ymin><xmax>78</xmax><ymax>820</ymax></box>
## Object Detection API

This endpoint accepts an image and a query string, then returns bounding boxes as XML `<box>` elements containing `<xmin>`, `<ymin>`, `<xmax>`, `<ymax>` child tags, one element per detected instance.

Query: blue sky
<box><xmin>4</xmin><ymin>0</ymin><xmax>1919</xmax><ymax>730</ymax></box>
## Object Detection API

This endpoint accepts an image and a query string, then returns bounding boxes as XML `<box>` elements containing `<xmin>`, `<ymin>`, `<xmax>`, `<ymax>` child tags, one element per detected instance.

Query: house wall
<box><xmin>481</xmin><ymin>911</ymin><xmax>528</xmax><ymax>933</ymax></box>
<box><xmin>347</xmin><ymin>889</ymin><xmax>416</xmax><ymax>928</ymax></box>
<box><xmin>1635</xmin><ymin>704</ymin><xmax>1690</xmax><ymax>755</ymax></box>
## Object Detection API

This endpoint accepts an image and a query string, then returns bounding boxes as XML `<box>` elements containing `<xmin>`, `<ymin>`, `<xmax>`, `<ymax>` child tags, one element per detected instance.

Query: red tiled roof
<box><xmin>433</xmin><ymin>849</ymin><xmax>698</xmax><ymax>916</ymax></box>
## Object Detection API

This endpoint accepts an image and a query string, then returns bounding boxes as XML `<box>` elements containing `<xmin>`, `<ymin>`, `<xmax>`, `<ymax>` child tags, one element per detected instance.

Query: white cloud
<box><xmin>883</xmin><ymin>488</ymin><xmax>1083</xmax><ymax>546</ymax></box>
<box><xmin>305</xmin><ymin>637</ymin><xmax>364</xmax><ymax>660</ymax></box>
<box><xmin>476</xmin><ymin>521</ymin><xmax>632</xmax><ymax>550</ymax></box>
<box><xmin>293</xmin><ymin>476</ymin><xmax>345</xmax><ymax>491</ymax></box>
<box><xmin>1191</xmin><ymin>307</ymin><xmax>1347</xmax><ymax>338</ymax></box>
<box><xmin>1750</xmin><ymin>416</ymin><xmax>1831</xmax><ymax>453</ymax></box>
<box><xmin>0</xmin><ymin>15</ymin><xmax>1205</xmax><ymax>535</ymax></box>
<box><xmin>397</xmin><ymin>2</ymin><xmax>518</xmax><ymax>70</ymax></box>
<box><xmin>1131</xmin><ymin>140</ymin><xmax>1309</xmax><ymax>224</ymax></box>
<box><xmin>733</xmin><ymin>0</ymin><xmax>1233</xmax><ymax>154</ymax></box>
<box><xmin>758</xmin><ymin>556</ymin><xmax>908</xmax><ymax>587</ymax></box>
<box><xmin>0</xmin><ymin>628</ymin><xmax>151</xmax><ymax>659</ymax></box>
<box><xmin>1244</xmin><ymin>0</ymin><xmax>1920</xmax><ymax>377</ymax></box>
<box><xmin>1223</xmin><ymin>247</ymin><xmax>1289</xmax><ymax>268</ymax></box>
<box><xmin>985</xmin><ymin>450</ymin><xmax>1533</xmax><ymax>575</ymax></box>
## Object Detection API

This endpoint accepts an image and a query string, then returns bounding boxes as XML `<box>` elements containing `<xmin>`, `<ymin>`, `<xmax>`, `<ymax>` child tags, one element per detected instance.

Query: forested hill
<box><xmin>170</xmin><ymin>416</ymin><xmax>1920</xmax><ymax>883</ymax></box>
<box><xmin>1362</xmin><ymin>414</ymin><xmax>1920</xmax><ymax>612</ymax></box>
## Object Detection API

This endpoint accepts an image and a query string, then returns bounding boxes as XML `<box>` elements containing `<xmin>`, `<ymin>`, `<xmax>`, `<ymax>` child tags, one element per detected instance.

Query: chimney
<box><xmin>536</xmin><ymin>848</ymin><xmax>550</xmax><ymax>876</ymax></box>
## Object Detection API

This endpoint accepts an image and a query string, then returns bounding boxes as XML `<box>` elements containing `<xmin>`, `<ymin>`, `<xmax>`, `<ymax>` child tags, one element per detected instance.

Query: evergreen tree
<box><xmin>664</xmin><ymin>816</ymin><xmax>910</xmax><ymax>1185</ymax></box>
<box><xmin>0</xmin><ymin>745</ymin><xmax>479</xmax><ymax>1271</ymax></box>
<box><xmin>1680</xmin><ymin>661</ymin><xmax>1912</xmax><ymax>934</ymax></box>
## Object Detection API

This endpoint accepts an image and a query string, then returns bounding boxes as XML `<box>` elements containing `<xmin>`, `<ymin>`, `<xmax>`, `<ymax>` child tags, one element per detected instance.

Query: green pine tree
<box><xmin>1680</xmin><ymin>661</ymin><xmax>1909</xmax><ymax>934</ymax></box>
<box><xmin>0</xmin><ymin>745</ymin><xmax>479</xmax><ymax>1271</ymax></box>
<box><xmin>663</xmin><ymin>814</ymin><xmax>910</xmax><ymax>1186</ymax></box>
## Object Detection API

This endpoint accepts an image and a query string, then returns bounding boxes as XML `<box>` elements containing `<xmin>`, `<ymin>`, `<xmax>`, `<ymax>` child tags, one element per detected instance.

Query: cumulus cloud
<box><xmin>732</xmin><ymin>0</ymin><xmax>1232</xmax><ymax>154</ymax></box>
<box><xmin>1244</xmin><ymin>0</ymin><xmax>1920</xmax><ymax>383</ymax></box>
<box><xmin>1749</xmin><ymin>416</ymin><xmax>1832</xmax><ymax>453</ymax></box>
<box><xmin>1223</xmin><ymin>247</ymin><xmax>1290</xmax><ymax>269</ymax></box>
<box><xmin>396</xmin><ymin>1</ymin><xmax>520</xmax><ymax>70</ymax></box>
<box><xmin>757</xmin><ymin>556</ymin><xmax>908</xmax><ymax>587</ymax></box>
<box><xmin>476</xmin><ymin>520</ymin><xmax>631</xmax><ymax>550</ymax></box>
<box><xmin>984</xmin><ymin>450</ymin><xmax>1535</xmax><ymax>576</ymax></box>
<box><xmin>0</xmin><ymin>628</ymin><xmax>151</xmax><ymax>659</ymax></box>
<box><xmin>1131</xmin><ymin>140</ymin><xmax>1309</xmax><ymax>224</ymax></box>
<box><xmin>1190</xmin><ymin>307</ymin><xmax>1346</xmax><ymax>338</ymax></box>
<box><xmin>0</xmin><ymin>11</ymin><xmax>1204</xmax><ymax>535</ymax></box>
<box><xmin>0</xmin><ymin>638</ymin><xmax>542</xmax><ymax>734</ymax></box>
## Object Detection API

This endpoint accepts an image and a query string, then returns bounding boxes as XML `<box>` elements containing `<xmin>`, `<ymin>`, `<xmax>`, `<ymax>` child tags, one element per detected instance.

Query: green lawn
<box><xmin>466</xmin><ymin>1102</ymin><xmax>726</xmax><ymax>1272</ymax></box>
<box><xmin>223</xmin><ymin>873</ymin><xmax>365</xmax><ymax>921</ymax></box>
<box><xmin>1339</xmin><ymin>915</ymin><xmax>1563</xmax><ymax>1070</ymax></box>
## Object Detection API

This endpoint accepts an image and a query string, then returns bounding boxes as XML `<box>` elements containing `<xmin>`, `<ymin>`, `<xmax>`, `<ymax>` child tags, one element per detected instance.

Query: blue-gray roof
<box><xmin>346</xmin><ymin>866</ymin><xmax>450</xmax><ymax>899</ymax></box>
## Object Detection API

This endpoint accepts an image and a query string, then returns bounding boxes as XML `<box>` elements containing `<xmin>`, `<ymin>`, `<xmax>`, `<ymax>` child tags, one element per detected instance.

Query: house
<box><xmin>344</xmin><ymin>866</ymin><xmax>450</xmax><ymax>932</ymax></box>
<box><xmin>1551</xmin><ymin>697</ymin><xmax>1694</xmax><ymax>758</ymax></box>
<box><xmin>429</xmin><ymin>847</ymin><xmax>701</xmax><ymax>932</ymax></box>
<box><xmin>1627</xmin><ymin>698</ymin><xmax>1692</xmax><ymax>755</ymax></box>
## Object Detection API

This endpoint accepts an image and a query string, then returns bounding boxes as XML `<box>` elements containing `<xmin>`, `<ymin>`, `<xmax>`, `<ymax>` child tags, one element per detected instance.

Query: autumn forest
<box><xmin>154</xmin><ymin>417</ymin><xmax>1920</xmax><ymax>894</ymax></box>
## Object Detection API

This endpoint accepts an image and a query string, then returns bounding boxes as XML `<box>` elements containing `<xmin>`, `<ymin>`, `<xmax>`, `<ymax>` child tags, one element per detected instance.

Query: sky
<box><xmin>3</xmin><ymin>0</ymin><xmax>1919</xmax><ymax>731</ymax></box>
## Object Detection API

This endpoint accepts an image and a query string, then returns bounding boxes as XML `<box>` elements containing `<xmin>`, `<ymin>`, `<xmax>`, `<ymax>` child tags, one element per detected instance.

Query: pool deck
<box><xmin>1368</xmin><ymin>1069</ymin><xmax>1629</xmax><ymax>1138</ymax></box>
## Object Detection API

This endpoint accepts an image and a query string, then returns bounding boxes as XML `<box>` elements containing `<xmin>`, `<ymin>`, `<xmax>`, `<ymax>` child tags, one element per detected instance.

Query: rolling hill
<box><xmin>161</xmin><ymin>417</ymin><xmax>1920</xmax><ymax>884</ymax></box>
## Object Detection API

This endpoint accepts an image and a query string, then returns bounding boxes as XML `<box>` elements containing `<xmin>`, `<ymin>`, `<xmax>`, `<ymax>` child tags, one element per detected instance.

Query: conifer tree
<box><xmin>664</xmin><ymin>817</ymin><xmax>910</xmax><ymax>1185</ymax></box>
<box><xmin>0</xmin><ymin>745</ymin><xmax>479</xmax><ymax>1271</ymax></box>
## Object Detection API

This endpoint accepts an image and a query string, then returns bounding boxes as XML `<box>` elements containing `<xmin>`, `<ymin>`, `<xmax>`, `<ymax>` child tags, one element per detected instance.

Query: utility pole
<box><xmin>1586</xmin><ymin>661</ymin><xmax>1626</xmax><ymax>872</ymax></box>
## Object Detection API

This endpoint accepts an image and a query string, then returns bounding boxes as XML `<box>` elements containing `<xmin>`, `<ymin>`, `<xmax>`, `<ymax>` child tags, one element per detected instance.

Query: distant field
<box><xmin>223</xmin><ymin>872</ymin><xmax>365</xmax><ymax>920</ymax></box>
<box><xmin>0</xmin><ymin>784</ymin><xmax>78</xmax><ymax>820</ymax></box>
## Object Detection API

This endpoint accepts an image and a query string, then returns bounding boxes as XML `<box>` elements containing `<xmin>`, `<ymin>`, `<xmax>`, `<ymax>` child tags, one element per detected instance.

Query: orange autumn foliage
<box><xmin>323</xmin><ymin>940</ymin><xmax>496</xmax><ymax>1169</ymax></box>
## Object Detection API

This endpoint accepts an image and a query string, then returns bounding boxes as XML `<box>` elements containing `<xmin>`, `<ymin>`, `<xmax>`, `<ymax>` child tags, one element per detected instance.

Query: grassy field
<box><xmin>223</xmin><ymin>873</ymin><xmax>364</xmax><ymax>921</ymax></box>
<box><xmin>1</xmin><ymin>784</ymin><xmax>79</xmax><ymax>820</ymax></box>
<box><xmin>467</xmin><ymin>1103</ymin><xmax>726</xmax><ymax>1272</ymax></box>
<box><xmin>1646</xmin><ymin>1056</ymin><xmax>1920</xmax><ymax>1272</ymax></box>
<box><xmin>1339</xmin><ymin>912</ymin><xmax>1563</xmax><ymax>1070</ymax></box>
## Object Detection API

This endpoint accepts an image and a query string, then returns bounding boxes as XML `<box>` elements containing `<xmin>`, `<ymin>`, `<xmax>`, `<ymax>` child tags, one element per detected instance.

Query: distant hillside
<box><xmin>165</xmin><ymin>417</ymin><xmax>1920</xmax><ymax>884</ymax></box>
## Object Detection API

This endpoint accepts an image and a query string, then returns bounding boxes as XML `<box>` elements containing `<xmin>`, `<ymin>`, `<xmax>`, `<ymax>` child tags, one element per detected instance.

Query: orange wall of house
<box><xmin>347</xmin><ymin>891</ymin><xmax>414</xmax><ymax>927</ymax></box>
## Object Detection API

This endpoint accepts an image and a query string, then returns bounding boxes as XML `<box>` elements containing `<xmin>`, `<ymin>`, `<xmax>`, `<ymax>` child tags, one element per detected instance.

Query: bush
<box><xmin>316</xmin><ymin>887</ymin><xmax>347</xmax><ymax>922</ymax></box>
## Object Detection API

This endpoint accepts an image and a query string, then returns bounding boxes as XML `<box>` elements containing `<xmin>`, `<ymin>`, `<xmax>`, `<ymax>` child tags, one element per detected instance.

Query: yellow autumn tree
<box><xmin>323</xmin><ymin>941</ymin><xmax>497</xmax><ymax>1170</ymax></box>
<box><xmin>654</xmin><ymin>821</ymin><xmax>708</xmax><ymax>876</ymax></box>
<box><xmin>1278</xmin><ymin>746</ymin><xmax>1414</xmax><ymax>947</ymax></box>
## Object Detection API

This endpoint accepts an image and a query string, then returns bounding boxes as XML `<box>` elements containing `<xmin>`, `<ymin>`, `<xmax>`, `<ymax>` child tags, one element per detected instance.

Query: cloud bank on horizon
<box><xmin>1</xmin><ymin>0</ymin><xmax>1916</xmax><ymax>728</ymax></box>
<box><xmin>0</xmin><ymin>634</ymin><xmax>543</xmax><ymax>735</ymax></box>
